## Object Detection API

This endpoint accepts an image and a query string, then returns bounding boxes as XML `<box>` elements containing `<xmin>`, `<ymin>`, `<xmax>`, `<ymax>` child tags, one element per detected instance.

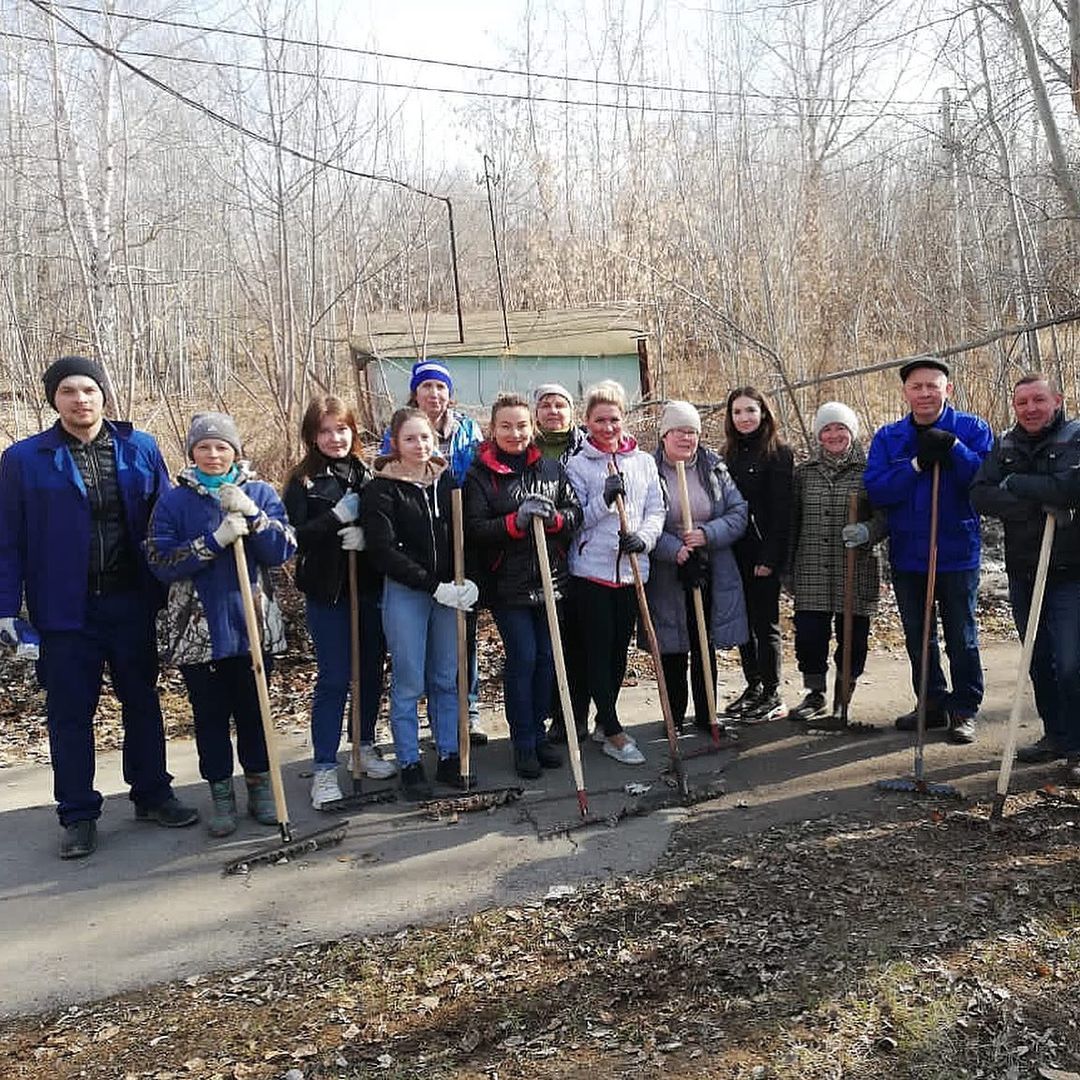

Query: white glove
<box><xmin>331</xmin><ymin>492</ymin><xmax>361</xmax><ymax>523</ymax></box>
<box><xmin>338</xmin><ymin>525</ymin><xmax>366</xmax><ymax>551</ymax></box>
<box><xmin>457</xmin><ymin>579</ymin><xmax>479</xmax><ymax>610</ymax></box>
<box><xmin>0</xmin><ymin>617</ymin><xmax>17</xmax><ymax>646</ymax></box>
<box><xmin>433</xmin><ymin>582</ymin><xmax>459</xmax><ymax>608</ymax></box>
<box><xmin>218</xmin><ymin>483</ymin><xmax>259</xmax><ymax>517</ymax></box>
<box><xmin>213</xmin><ymin>512</ymin><xmax>249</xmax><ymax>548</ymax></box>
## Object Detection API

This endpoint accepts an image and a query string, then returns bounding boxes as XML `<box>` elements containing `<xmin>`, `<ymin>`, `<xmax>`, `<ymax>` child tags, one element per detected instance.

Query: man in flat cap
<box><xmin>864</xmin><ymin>358</ymin><xmax>993</xmax><ymax>743</ymax></box>
<box><xmin>0</xmin><ymin>356</ymin><xmax>198</xmax><ymax>858</ymax></box>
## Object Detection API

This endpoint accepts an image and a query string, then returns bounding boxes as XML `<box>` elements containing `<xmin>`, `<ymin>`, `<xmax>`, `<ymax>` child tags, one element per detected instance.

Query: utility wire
<box><xmin>50</xmin><ymin>0</ymin><xmax>942</xmax><ymax>110</ymax></box>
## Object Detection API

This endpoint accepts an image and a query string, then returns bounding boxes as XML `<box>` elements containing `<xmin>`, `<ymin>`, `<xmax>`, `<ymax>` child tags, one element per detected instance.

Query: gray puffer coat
<box><xmin>646</xmin><ymin>448</ymin><xmax>750</xmax><ymax>652</ymax></box>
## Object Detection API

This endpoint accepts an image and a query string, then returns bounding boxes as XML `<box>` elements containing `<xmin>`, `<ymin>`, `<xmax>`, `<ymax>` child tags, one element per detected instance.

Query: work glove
<box><xmin>841</xmin><ymin>522</ymin><xmax>870</xmax><ymax>548</ymax></box>
<box><xmin>338</xmin><ymin>525</ymin><xmax>366</xmax><ymax>551</ymax></box>
<box><xmin>331</xmin><ymin>492</ymin><xmax>361</xmax><ymax>523</ymax></box>
<box><xmin>676</xmin><ymin>549</ymin><xmax>709</xmax><ymax>588</ymax></box>
<box><xmin>618</xmin><ymin>531</ymin><xmax>648</xmax><ymax>554</ymax></box>
<box><xmin>0</xmin><ymin>617</ymin><xmax>17</xmax><ymax>647</ymax></box>
<box><xmin>212</xmin><ymin>512</ymin><xmax>249</xmax><ymax>548</ymax></box>
<box><xmin>514</xmin><ymin>494</ymin><xmax>556</xmax><ymax>530</ymax></box>
<box><xmin>218</xmin><ymin>483</ymin><xmax>259</xmax><ymax>517</ymax></box>
<box><xmin>457</xmin><ymin>579</ymin><xmax>479</xmax><ymax>610</ymax></box>
<box><xmin>603</xmin><ymin>472</ymin><xmax>626</xmax><ymax>507</ymax></box>
<box><xmin>433</xmin><ymin>580</ymin><xmax>479</xmax><ymax>611</ymax></box>
<box><xmin>915</xmin><ymin>426</ymin><xmax>956</xmax><ymax>470</ymax></box>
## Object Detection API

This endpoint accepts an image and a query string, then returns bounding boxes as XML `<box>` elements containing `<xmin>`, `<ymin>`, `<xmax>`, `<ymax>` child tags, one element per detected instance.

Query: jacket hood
<box><xmin>580</xmin><ymin>434</ymin><xmax>638</xmax><ymax>459</ymax></box>
<box><xmin>373</xmin><ymin>454</ymin><xmax>448</xmax><ymax>487</ymax></box>
<box><xmin>476</xmin><ymin>440</ymin><xmax>542</xmax><ymax>474</ymax></box>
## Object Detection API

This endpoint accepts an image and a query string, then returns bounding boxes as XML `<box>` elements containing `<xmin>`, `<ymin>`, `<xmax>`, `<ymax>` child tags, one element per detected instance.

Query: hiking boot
<box><xmin>206</xmin><ymin>779</ymin><xmax>238</xmax><ymax>837</ymax></box>
<box><xmin>1065</xmin><ymin>756</ymin><xmax>1080</xmax><ymax>786</ymax></box>
<box><xmin>400</xmin><ymin>761</ymin><xmax>432</xmax><ymax>802</ymax></box>
<box><xmin>1016</xmin><ymin>736</ymin><xmax>1062</xmax><ymax>764</ymax></box>
<box><xmin>948</xmin><ymin>714</ymin><xmax>976</xmax><ymax>744</ymax></box>
<box><xmin>514</xmin><ymin>747</ymin><xmax>543</xmax><ymax>780</ymax></box>
<box><xmin>894</xmin><ymin>706</ymin><xmax>948</xmax><ymax>731</ymax></box>
<box><xmin>740</xmin><ymin>690</ymin><xmax>787</xmax><ymax>723</ymax></box>
<box><xmin>602</xmin><ymin>737</ymin><xmax>646</xmax><ymax>765</ymax></box>
<box><xmin>724</xmin><ymin>683</ymin><xmax>763</xmax><ymax>717</ymax></box>
<box><xmin>135</xmin><ymin>795</ymin><xmax>200</xmax><ymax>828</ymax></box>
<box><xmin>789</xmin><ymin>690</ymin><xmax>828</xmax><ymax>722</ymax></box>
<box><xmin>535</xmin><ymin>741</ymin><xmax>562</xmax><ymax>769</ymax></box>
<box><xmin>244</xmin><ymin>773</ymin><xmax>278</xmax><ymax>825</ymax></box>
<box><xmin>59</xmin><ymin>819</ymin><xmax>97</xmax><ymax>859</ymax></box>
<box><xmin>359</xmin><ymin>743</ymin><xmax>397</xmax><ymax>780</ymax></box>
<box><xmin>310</xmin><ymin>768</ymin><xmax>344</xmax><ymax>810</ymax></box>
<box><xmin>435</xmin><ymin>753</ymin><xmax>476</xmax><ymax>789</ymax></box>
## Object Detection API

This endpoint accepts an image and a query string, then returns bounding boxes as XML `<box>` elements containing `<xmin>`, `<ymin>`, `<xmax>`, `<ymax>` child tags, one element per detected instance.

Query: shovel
<box><xmin>876</xmin><ymin>464</ymin><xmax>962</xmax><ymax>799</ymax></box>
<box><xmin>224</xmin><ymin>538</ymin><xmax>349</xmax><ymax>872</ymax></box>
<box><xmin>990</xmin><ymin>512</ymin><xmax>1056</xmax><ymax>821</ymax></box>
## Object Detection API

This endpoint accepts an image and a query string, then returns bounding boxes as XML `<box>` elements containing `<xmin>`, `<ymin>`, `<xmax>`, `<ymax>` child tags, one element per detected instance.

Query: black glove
<box><xmin>676</xmin><ymin>549</ymin><xmax>709</xmax><ymax>588</ymax></box>
<box><xmin>618</xmin><ymin>531</ymin><xmax>647</xmax><ymax>554</ymax></box>
<box><xmin>603</xmin><ymin>472</ymin><xmax>626</xmax><ymax>507</ymax></box>
<box><xmin>915</xmin><ymin>426</ymin><xmax>956</xmax><ymax>470</ymax></box>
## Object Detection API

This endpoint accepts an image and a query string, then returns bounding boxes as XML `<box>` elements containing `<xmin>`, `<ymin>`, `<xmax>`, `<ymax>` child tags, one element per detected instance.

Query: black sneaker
<box><xmin>135</xmin><ymin>795</ymin><xmax>200</xmax><ymax>828</ymax></box>
<box><xmin>59</xmin><ymin>819</ymin><xmax>97</xmax><ymax>859</ymax></box>
<box><xmin>514</xmin><ymin>748</ymin><xmax>543</xmax><ymax>780</ymax></box>
<box><xmin>1016</xmin><ymin>736</ymin><xmax>1061</xmax><ymax>764</ymax></box>
<box><xmin>435</xmin><ymin>754</ymin><xmax>476</xmax><ymax>789</ymax></box>
<box><xmin>894</xmin><ymin>706</ymin><xmax>948</xmax><ymax>731</ymax></box>
<box><xmin>400</xmin><ymin>762</ymin><xmax>432</xmax><ymax>801</ymax></box>
<box><xmin>724</xmin><ymin>683</ymin><xmax>763</xmax><ymax>717</ymax></box>
<box><xmin>947</xmin><ymin>714</ymin><xmax>976</xmax><ymax>744</ymax></box>
<box><xmin>535</xmin><ymin>741</ymin><xmax>562</xmax><ymax>769</ymax></box>
<box><xmin>740</xmin><ymin>690</ymin><xmax>786</xmax><ymax>723</ymax></box>
<box><xmin>789</xmin><ymin>690</ymin><xmax>827</xmax><ymax>722</ymax></box>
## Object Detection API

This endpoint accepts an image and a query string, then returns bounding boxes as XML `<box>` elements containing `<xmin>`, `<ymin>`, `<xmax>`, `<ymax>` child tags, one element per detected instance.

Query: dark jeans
<box><xmin>1008</xmin><ymin>574</ymin><xmax>1080</xmax><ymax>754</ymax></box>
<box><xmin>660</xmin><ymin>582</ymin><xmax>716</xmax><ymax>726</ymax></box>
<box><xmin>492</xmin><ymin>605</ymin><xmax>554</xmax><ymax>751</ymax></box>
<box><xmin>39</xmin><ymin>589</ymin><xmax>174</xmax><ymax>825</ymax></box>
<box><xmin>892</xmin><ymin>567</ymin><xmax>983</xmax><ymax>717</ymax></box>
<box><xmin>737</xmin><ymin>568</ymin><xmax>782</xmax><ymax>691</ymax></box>
<box><xmin>306</xmin><ymin>592</ymin><xmax>386</xmax><ymax>767</ymax></box>
<box><xmin>793</xmin><ymin>610</ymin><xmax>870</xmax><ymax>690</ymax></box>
<box><xmin>181</xmin><ymin>655</ymin><xmax>271</xmax><ymax>782</ymax></box>
<box><xmin>567</xmin><ymin>578</ymin><xmax>637</xmax><ymax>736</ymax></box>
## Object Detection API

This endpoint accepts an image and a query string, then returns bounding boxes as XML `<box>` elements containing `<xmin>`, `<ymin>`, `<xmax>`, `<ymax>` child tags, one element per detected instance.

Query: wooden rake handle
<box><xmin>451</xmin><ymin>488</ymin><xmax>471</xmax><ymax>785</ymax></box>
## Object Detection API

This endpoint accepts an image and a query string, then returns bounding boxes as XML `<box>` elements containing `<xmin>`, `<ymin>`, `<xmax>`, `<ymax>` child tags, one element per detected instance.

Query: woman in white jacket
<box><xmin>565</xmin><ymin>381</ymin><xmax>665</xmax><ymax>764</ymax></box>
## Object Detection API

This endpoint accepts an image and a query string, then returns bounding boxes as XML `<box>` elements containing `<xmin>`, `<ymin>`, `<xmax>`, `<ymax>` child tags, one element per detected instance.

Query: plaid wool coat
<box><xmin>788</xmin><ymin>445</ymin><xmax>887</xmax><ymax>617</ymax></box>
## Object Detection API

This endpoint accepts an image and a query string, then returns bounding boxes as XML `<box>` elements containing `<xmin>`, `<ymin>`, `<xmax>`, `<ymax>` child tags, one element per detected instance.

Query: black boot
<box><xmin>514</xmin><ymin>747</ymin><xmax>543</xmax><ymax>780</ymax></box>
<box><xmin>724</xmin><ymin>682</ymin><xmax>763</xmax><ymax>717</ymax></box>
<box><xmin>435</xmin><ymin>753</ymin><xmax>476</xmax><ymax>789</ymax></box>
<box><xmin>789</xmin><ymin>689</ymin><xmax>827</xmax><ymax>722</ymax></box>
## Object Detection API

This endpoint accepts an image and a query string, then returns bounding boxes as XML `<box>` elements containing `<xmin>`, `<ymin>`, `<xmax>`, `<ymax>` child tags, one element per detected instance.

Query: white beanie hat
<box><xmin>812</xmin><ymin>401</ymin><xmax>859</xmax><ymax>441</ymax></box>
<box><xmin>534</xmin><ymin>383</ymin><xmax>574</xmax><ymax>409</ymax></box>
<box><xmin>659</xmin><ymin>400</ymin><xmax>702</xmax><ymax>437</ymax></box>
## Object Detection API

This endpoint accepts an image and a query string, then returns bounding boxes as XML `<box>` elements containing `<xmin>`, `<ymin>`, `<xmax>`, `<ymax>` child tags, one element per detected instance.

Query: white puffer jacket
<box><xmin>566</xmin><ymin>436</ymin><xmax>666</xmax><ymax>584</ymax></box>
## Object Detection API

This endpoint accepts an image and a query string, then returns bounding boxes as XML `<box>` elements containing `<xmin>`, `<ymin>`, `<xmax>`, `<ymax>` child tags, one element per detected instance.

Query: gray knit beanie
<box><xmin>659</xmin><ymin>400</ymin><xmax>702</xmax><ymax>437</ymax></box>
<box><xmin>812</xmin><ymin>401</ymin><xmax>859</xmax><ymax>441</ymax></box>
<box><xmin>186</xmin><ymin>412</ymin><xmax>243</xmax><ymax>457</ymax></box>
<box><xmin>533</xmin><ymin>383</ymin><xmax>574</xmax><ymax>409</ymax></box>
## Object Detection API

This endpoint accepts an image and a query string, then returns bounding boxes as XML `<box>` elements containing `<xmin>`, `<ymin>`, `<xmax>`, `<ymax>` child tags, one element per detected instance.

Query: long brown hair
<box><xmin>384</xmin><ymin>407</ymin><xmax>435</xmax><ymax>460</ymax></box>
<box><xmin>289</xmin><ymin>395</ymin><xmax>361</xmax><ymax>482</ymax></box>
<box><xmin>723</xmin><ymin>386</ymin><xmax>785</xmax><ymax>460</ymax></box>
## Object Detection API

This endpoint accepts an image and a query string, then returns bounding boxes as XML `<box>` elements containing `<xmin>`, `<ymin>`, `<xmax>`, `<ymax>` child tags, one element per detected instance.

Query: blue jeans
<box><xmin>306</xmin><ymin>594</ymin><xmax>387</xmax><ymax>769</ymax></box>
<box><xmin>180</xmin><ymin>655</ymin><xmax>270</xmax><ymax>781</ymax></box>
<box><xmin>381</xmin><ymin>578</ymin><xmax>459</xmax><ymax>766</ymax></box>
<box><xmin>492</xmin><ymin>605</ymin><xmax>554</xmax><ymax>751</ymax></box>
<box><xmin>892</xmin><ymin>567</ymin><xmax>984</xmax><ymax>716</ymax></box>
<box><xmin>38</xmin><ymin>590</ymin><xmax>174</xmax><ymax>825</ymax></box>
<box><xmin>1008</xmin><ymin>574</ymin><xmax>1080</xmax><ymax>754</ymax></box>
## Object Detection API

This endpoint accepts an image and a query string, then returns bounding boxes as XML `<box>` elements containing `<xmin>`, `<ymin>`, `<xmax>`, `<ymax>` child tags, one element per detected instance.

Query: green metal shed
<box><xmin>350</xmin><ymin>307</ymin><xmax>647</xmax><ymax>425</ymax></box>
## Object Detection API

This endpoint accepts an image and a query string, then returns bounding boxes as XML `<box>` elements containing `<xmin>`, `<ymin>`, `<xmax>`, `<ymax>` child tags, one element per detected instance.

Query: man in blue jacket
<box><xmin>970</xmin><ymin>374</ymin><xmax>1080</xmax><ymax>785</ymax></box>
<box><xmin>864</xmin><ymin>358</ymin><xmax>993</xmax><ymax>743</ymax></box>
<box><xmin>0</xmin><ymin>356</ymin><xmax>198</xmax><ymax>858</ymax></box>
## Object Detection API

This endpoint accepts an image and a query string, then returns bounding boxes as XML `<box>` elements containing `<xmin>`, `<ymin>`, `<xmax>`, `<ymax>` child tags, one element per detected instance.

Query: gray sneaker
<box><xmin>135</xmin><ymin>795</ymin><xmax>200</xmax><ymax>827</ymax></box>
<box><xmin>59</xmin><ymin>819</ymin><xmax>97</xmax><ymax>859</ymax></box>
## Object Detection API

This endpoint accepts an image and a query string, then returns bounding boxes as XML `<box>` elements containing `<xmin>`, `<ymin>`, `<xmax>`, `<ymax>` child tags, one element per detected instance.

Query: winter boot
<box><xmin>244</xmin><ymin>772</ymin><xmax>278</xmax><ymax>826</ymax></box>
<box><xmin>207</xmin><ymin>778</ymin><xmax>238</xmax><ymax>837</ymax></box>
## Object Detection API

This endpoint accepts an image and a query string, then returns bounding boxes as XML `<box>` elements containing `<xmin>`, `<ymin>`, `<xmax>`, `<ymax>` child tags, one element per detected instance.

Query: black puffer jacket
<box><xmin>361</xmin><ymin>458</ymin><xmax>454</xmax><ymax>593</ymax></box>
<box><xmin>464</xmin><ymin>442</ymin><xmax>583</xmax><ymax>607</ymax></box>
<box><xmin>726</xmin><ymin>430</ymin><xmax>795</xmax><ymax>572</ymax></box>
<box><xmin>282</xmin><ymin>455</ymin><xmax>380</xmax><ymax>604</ymax></box>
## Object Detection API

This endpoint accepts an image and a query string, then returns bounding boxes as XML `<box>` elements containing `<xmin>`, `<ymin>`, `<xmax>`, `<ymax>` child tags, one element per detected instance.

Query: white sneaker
<box><xmin>359</xmin><ymin>743</ymin><xmax>397</xmax><ymax>780</ymax></box>
<box><xmin>310</xmin><ymin>768</ymin><xmax>343</xmax><ymax>809</ymax></box>
<box><xmin>593</xmin><ymin>726</ymin><xmax>636</xmax><ymax>745</ymax></box>
<box><xmin>602</xmin><ymin>738</ymin><xmax>646</xmax><ymax>765</ymax></box>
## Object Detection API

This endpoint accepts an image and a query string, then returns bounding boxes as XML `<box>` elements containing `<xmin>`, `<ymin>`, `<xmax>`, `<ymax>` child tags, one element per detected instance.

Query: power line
<box><xmin>49</xmin><ymin>0</ymin><xmax>942</xmax><ymax>111</ymax></box>
<box><xmin>0</xmin><ymin>27</ymin><xmax>943</xmax><ymax>122</ymax></box>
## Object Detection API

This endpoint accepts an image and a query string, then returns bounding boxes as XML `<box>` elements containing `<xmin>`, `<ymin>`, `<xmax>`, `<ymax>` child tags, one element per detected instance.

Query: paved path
<box><xmin>0</xmin><ymin>639</ymin><xmax>1053</xmax><ymax>1018</ymax></box>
